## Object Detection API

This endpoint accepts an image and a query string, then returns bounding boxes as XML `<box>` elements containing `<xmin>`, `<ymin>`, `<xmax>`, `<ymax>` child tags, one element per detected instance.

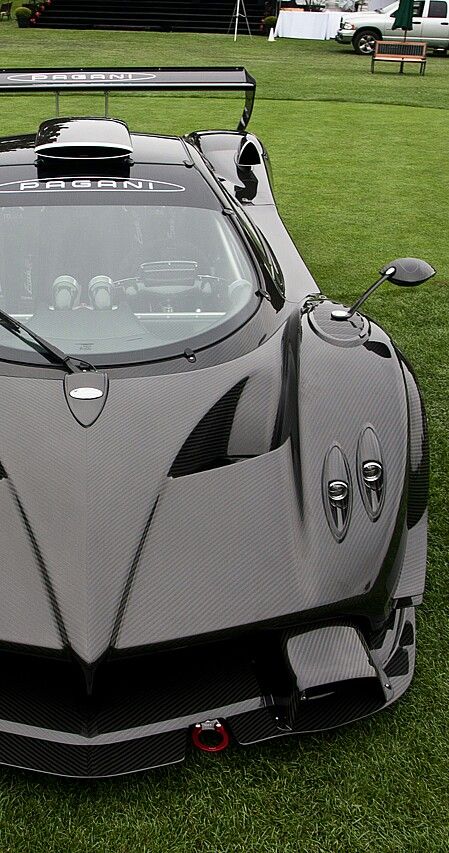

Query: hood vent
<box><xmin>169</xmin><ymin>379</ymin><xmax>247</xmax><ymax>478</ymax></box>
<box><xmin>35</xmin><ymin>117</ymin><xmax>133</xmax><ymax>160</ymax></box>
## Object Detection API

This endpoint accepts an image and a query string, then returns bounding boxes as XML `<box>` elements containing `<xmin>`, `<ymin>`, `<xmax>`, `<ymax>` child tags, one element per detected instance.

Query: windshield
<box><xmin>0</xmin><ymin>202</ymin><xmax>257</xmax><ymax>364</ymax></box>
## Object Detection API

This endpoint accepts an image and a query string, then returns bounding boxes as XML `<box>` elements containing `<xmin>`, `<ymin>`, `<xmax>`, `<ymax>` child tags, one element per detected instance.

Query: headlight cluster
<box><xmin>342</xmin><ymin>21</ymin><xmax>356</xmax><ymax>29</ymax></box>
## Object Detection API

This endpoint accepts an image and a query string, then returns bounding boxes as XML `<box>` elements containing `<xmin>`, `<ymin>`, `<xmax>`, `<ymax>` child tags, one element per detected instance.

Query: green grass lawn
<box><xmin>0</xmin><ymin>26</ymin><xmax>448</xmax><ymax>853</ymax></box>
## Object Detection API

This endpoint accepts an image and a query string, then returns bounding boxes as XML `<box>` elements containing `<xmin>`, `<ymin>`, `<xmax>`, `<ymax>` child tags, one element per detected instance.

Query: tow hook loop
<box><xmin>191</xmin><ymin>719</ymin><xmax>230</xmax><ymax>753</ymax></box>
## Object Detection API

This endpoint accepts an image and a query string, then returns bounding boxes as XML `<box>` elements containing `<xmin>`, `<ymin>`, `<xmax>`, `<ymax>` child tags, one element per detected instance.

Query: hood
<box><xmin>0</xmin><ymin>312</ymin><xmax>410</xmax><ymax>666</ymax></box>
<box><xmin>341</xmin><ymin>9</ymin><xmax>389</xmax><ymax>19</ymax></box>
<box><xmin>0</xmin><ymin>331</ymin><xmax>283</xmax><ymax>663</ymax></box>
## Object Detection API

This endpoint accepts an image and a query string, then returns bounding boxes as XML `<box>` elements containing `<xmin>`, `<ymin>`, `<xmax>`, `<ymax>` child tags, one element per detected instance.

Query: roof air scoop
<box><xmin>35</xmin><ymin>117</ymin><xmax>133</xmax><ymax>160</ymax></box>
<box><xmin>236</xmin><ymin>138</ymin><xmax>261</xmax><ymax>168</ymax></box>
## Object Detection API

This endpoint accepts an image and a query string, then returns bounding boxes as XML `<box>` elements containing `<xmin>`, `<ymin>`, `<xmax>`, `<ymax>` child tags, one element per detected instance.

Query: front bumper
<box><xmin>335</xmin><ymin>31</ymin><xmax>353</xmax><ymax>44</ymax></box>
<box><xmin>0</xmin><ymin>605</ymin><xmax>416</xmax><ymax>777</ymax></box>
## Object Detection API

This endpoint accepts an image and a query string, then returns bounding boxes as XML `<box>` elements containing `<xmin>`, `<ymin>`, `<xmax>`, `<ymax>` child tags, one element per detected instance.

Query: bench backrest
<box><xmin>0</xmin><ymin>2</ymin><xmax>12</xmax><ymax>10</ymax></box>
<box><xmin>374</xmin><ymin>40</ymin><xmax>427</xmax><ymax>58</ymax></box>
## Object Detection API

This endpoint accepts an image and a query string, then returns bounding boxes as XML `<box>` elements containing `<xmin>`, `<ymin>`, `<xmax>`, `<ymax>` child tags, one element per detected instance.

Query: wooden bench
<box><xmin>371</xmin><ymin>40</ymin><xmax>427</xmax><ymax>75</ymax></box>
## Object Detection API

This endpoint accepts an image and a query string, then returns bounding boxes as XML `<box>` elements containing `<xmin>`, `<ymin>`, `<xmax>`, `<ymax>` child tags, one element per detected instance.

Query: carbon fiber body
<box><xmin>0</xmin><ymin>114</ymin><xmax>428</xmax><ymax>776</ymax></box>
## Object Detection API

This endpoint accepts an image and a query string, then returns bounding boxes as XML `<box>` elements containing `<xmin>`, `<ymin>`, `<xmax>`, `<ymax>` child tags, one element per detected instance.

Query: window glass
<box><xmin>0</xmin><ymin>203</ymin><xmax>258</xmax><ymax>362</ymax></box>
<box><xmin>428</xmin><ymin>0</ymin><xmax>447</xmax><ymax>16</ymax></box>
<box><xmin>413</xmin><ymin>1</ymin><xmax>425</xmax><ymax>15</ymax></box>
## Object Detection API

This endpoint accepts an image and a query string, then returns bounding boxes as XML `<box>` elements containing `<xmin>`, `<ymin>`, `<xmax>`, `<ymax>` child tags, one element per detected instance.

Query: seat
<box><xmin>52</xmin><ymin>276</ymin><xmax>81</xmax><ymax>310</ymax></box>
<box><xmin>88</xmin><ymin>276</ymin><xmax>114</xmax><ymax>310</ymax></box>
<box><xmin>371</xmin><ymin>40</ymin><xmax>427</xmax><ymax>75</ymax></box>
<box><xmin>0</xmin><ymin>3</ymin><xmax>12</xmax><ymax>19</ymax></box>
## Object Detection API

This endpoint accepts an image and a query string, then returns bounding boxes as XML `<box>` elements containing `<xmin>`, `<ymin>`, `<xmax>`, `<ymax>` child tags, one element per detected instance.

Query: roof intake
<box><xmin>35</xmin><ymin>117</ymin><xmax>133</xmax><ymax>159</ymax></box>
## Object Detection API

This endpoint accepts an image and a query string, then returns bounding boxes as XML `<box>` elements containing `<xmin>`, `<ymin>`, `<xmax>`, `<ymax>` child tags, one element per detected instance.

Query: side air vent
<box><xmin>384</xmin><ymin>647</ymin><xmax>409</xmax><ymax>678</ymax></box>
<box><xmin>399</xmin><ymin>621</ymin><xmax>414</xmax><ymax>647</ymax></box>
<box><xmin>35</xmin><ymin>117</ymin><xmax>133</xmax><ymax>159</ymax></box>
<box><xmin>169</xmin><ymin>379</ymin><xmax>248</xmax><ymax>478</ymax></box>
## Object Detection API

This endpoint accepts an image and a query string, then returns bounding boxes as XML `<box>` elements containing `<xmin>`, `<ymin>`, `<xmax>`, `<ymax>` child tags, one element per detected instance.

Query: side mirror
<box><xmin>332</xmin><ymin>257</ymin><xmax>435</xmax><ymax>321</ymax></box>
<box><xmin>380</xmin><ymin>257</ymin><xmax>436</xmax><ymax>287</ymax></box>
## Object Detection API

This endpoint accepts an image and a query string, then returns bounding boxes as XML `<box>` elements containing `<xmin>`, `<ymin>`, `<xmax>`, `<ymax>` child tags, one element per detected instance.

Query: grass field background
<box><xmin>0</xmin><ymin>26</ymin><xmax>447</xmax><ymax>853</ymax></box>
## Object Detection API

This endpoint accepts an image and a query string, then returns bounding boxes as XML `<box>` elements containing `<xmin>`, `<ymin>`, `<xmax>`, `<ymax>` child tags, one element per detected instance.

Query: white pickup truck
<box><xmin>335</xmin><ymin>0</ymin><xmax>449</xmax><ymax>54</ymax></box>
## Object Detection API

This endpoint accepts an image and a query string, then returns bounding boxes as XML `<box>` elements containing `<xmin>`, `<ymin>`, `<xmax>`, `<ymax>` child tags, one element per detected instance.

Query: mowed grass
<box><xmin>0</xmin><ymin>26</ymin><xmax>447</xmax><ymax>853</ymax></box>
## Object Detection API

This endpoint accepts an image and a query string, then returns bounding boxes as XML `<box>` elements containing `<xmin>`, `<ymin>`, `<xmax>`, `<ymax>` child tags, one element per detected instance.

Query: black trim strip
<box><xmin>5</xmin><ymin>472</ymin><xmax>69</xmax><ymax>647</ymax></box>
<box><xmin>110</xmin><ymin>498</ymin><xmax>159</xmax><ymax>647</ymax></box>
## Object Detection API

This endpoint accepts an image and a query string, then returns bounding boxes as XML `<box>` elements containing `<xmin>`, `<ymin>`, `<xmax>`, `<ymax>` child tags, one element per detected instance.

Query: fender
<box><xmin>186</xmin><ymin>130</ymin><xmax>275</xmax><ymax>206</ymax></box>
<box><xmin>393</xmin><ymin>350</ymin><xmax>429</xmax><ymax>603</ymax></box>
<box><xmin>292</xmin><ymin>298</ymin><xmax>413</xmax><ymax>623</ymax></box>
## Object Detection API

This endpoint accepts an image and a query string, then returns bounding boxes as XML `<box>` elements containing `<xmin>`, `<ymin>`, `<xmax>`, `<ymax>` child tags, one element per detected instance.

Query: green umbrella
<box><xmin>391</xmin><ymin>0</ymin><xmax>414</xmax><ymax>35</ymax></box>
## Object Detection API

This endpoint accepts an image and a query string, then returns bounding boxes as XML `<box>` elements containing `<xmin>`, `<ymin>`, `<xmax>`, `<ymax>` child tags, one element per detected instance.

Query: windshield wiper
<box><xmin>0</xmin><ymin>307</ymin><xmax>96</xmax><ymax>373</ymax></box>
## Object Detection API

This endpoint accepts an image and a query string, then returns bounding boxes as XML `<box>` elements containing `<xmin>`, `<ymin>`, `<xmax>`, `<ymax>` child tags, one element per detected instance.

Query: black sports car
<box><xmin>0</xmin><ymin>67</ymin><xmax>434</xmax><ymax>777</ymax></box>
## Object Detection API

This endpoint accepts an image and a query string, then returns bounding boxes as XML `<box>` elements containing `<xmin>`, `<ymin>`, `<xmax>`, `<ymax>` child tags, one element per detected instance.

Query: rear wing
<box><xmin>0</xmin><ymin>67</ymin><xmax>256</xmax><ymax>131</ymax></box>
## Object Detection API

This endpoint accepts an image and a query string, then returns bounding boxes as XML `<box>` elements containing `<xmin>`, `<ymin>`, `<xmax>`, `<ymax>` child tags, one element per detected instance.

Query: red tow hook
<box><xmin>191</xmin><ymin>719</ymin><xmax>230</xmax><ymax>753</ymax></box>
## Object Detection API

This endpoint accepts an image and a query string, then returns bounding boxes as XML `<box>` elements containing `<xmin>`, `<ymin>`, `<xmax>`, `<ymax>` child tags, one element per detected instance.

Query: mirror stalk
<box><xmin>331</xmin><ymin>268</ymin><xmax>395</xmax><ymax>321</ymax></box>
<box><xmin>331</xmin><ymin>258</ymin><xmax>435</xmax><ymax>323</ymax></box>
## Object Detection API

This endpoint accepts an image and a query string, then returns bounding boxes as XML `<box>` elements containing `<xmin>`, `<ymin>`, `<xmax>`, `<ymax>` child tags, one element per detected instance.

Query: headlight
<box><xmin>342</xmin><ymin>21</ymin><xmax>356</xmax><ymax>29</ymax></box>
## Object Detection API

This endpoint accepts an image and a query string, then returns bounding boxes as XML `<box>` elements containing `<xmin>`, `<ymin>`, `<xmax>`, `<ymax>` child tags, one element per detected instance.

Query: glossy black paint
<box><xmin>381</xmin><ymin>257</ymin><xmax>436</xmax><ymax>286</ymax></box>
<box><xmin>0</xmin><ymin>67</ymin><xmax>256</xmax><ymax>131</ymax></box>
<box><xmin>35</xmin><ymin>117</ymin><xmax>133</xmax><ymax>159</ymax></box>
<box><xmin>0</xmin><ymin>77</ymin><xmax>430</xmax><ymax>776</ymax></box>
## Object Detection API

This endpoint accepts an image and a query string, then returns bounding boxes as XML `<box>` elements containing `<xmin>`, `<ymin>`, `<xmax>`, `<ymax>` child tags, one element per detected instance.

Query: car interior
<box><xmin>0</xmin><ymin>203</ymin><xmax>256</xmax><ymax>355</ymax></box>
